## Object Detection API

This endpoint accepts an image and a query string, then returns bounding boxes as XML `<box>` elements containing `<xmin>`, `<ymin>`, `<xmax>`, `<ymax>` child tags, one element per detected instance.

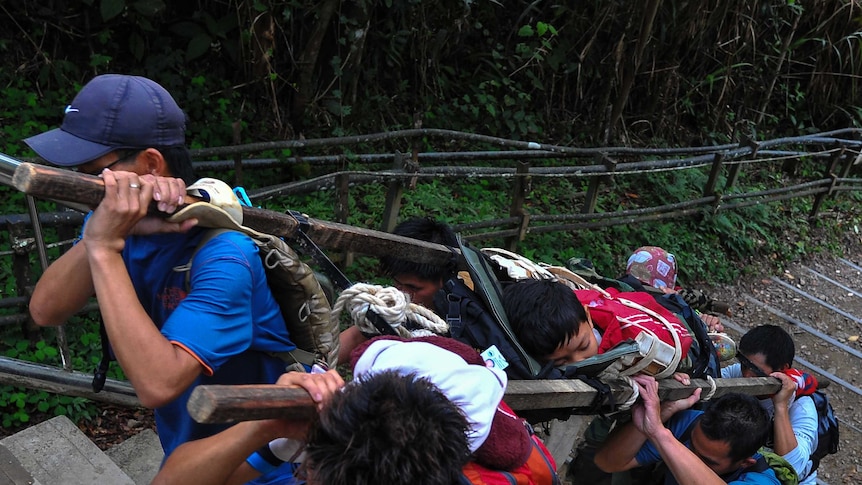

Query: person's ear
<box><xmin>140</xmin><ymin>148</ymin><xmax>168</xmax><ymax>176</ymax></box>
<box><xmin>737</xmin><ymin>456</ymin><xmax>757</xmax><ymax>469</ymax></box>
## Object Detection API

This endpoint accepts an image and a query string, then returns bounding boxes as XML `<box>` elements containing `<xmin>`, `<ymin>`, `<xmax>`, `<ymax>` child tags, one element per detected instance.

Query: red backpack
<box><xmin>460</xmin><ymin>432</ymin><xmax>560</xmax><ymax>485</ymax></box>
<box><xmin>575</xmin><ymin>287</ymin><xmax>693</xmax><ymax>362</ymax></box>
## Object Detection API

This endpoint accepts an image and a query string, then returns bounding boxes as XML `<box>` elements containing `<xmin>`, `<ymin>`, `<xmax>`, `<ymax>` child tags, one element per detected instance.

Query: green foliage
<box><xmin>0</xmin><ymin>0</ymin><xmax>861</xmax><ymax>432</ymax></box>
<box><xmin>0</xmin><ymin>384</ymin><xmax>96</xmax><ymax>428</ymax></box>
<box><xmin>0</xmin><ymin>332</ymin><xmax>107</xmax><ymax>428</ymax></box>
<box><xmin>0</xmin><ymin>79</ymin><xmax>73</xmax><ymax>155</ymax></box>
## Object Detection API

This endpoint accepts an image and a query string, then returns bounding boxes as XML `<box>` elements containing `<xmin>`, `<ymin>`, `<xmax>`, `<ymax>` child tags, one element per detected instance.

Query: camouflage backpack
<box><xmin>170</xmin><ymin>178</ymin><xmax>339</xmax><ymax>368</ymax></box>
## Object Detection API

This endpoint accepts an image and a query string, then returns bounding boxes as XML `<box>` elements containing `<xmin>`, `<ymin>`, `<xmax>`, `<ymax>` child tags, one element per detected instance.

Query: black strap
<box><xmin>92</xmin><ymin>317</ymin><xmax>111</xmax><ymax>393</ymax></box>
<box><xmin>286</xmin><ymin>210</ymin><xmax>352</xmax><ymax>290</ymax></box>
<box><xmin>360</xmin><ymin>308</ymin><xmax>400</xmax><ymax>338</ymax></box>
<box><xmin>442</xmin><ymin>279</ymin><xmax>465</xmax><ymax>338</ymax></box>
<box><xmin>569</xmin><ymin>374</ymin><xmax>616</xmax><ymax>416</ymax></box>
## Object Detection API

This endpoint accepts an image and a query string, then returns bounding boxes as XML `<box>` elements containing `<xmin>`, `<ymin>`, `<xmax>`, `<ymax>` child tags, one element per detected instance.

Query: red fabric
<box><xmin>784</xmin><ymin>368</ymin><xmax>819</xmax><ymax>397</ymax></box>
<box><xmin>472</xmin><ymin>401</ymin><xmax>531</xmax><ymax>471</ymax></box>
<box><xmin>460</xmin><ymin>431</ymin><xmax>558</xmax><ymax>485</ymax></box>
<box><xmin>574</xmin><ymin>287</ymin><xmax>693</xmax><ymax>357</ymax></box>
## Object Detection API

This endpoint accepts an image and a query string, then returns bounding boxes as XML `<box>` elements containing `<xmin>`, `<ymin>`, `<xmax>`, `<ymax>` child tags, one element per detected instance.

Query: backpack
<box><xmin>172</xmin><ymin>196</ymin><xmax>340</xmax><ymax>369</ymax></box>
<box><xmin>474</xmin><ymin>246</ymin><xmax>695</xmax><ymax>380</ymax></box>
<box><xmin>574</xmin><ymin>286</ymin><xmax>694</xmax><ymax>377</ymax></box>
<box><xmin>459</xmin><ymin>434</ymin><xmax>561</xmax><ymax>485</ymax></box>
<box><xmin>808</xmin><ymin>390</ymin><xmax>839</xmax><ymax>472</ymax></box>
<box><xmin>91</xmin><ymin>192</ymin><xmax>341</xmax><ymax>392</ymax></box>
<box><xmin>649</xmin><ymin>289</ymin><xmax>720</xmax><ymax>379</ymax></box>
<box><xmin>756</xmin><ymin>449</ymin><xmax>800</xmax><ymax>485</ymax></box>
<box><xmin>436</xmin><ymin>277</ymin><xmax>549</xmax><ymax>380</ymax></box>
<box><xmin>568</xmin><ymin>259</ymin><xmax>721</xmax><ymax>379</ymax></box>
<box><xmin>436</xmin><ymin>240</ymin><xmax>682</xmax><ymax>385</ymax></box>
<box><xmin>435</xmin><ymin>238</ymin><xmax>557</xmax><ymax>380</ymax></box>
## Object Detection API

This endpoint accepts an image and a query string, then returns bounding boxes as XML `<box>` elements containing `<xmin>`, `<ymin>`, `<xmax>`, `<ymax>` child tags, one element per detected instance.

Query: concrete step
<box><xmin>0</xmin><ymin>415</ymin><xmax>161</xmax><ymax>485</ymax></box>
<box><xmin>0</xmin><ymin>444</ymin><xmax>42</xmax><ymax>485</ymax></box>
<box><xmin>105</xmin><ymin>428</ymin><xmax>163</xmax><ymax>485</ymax></box>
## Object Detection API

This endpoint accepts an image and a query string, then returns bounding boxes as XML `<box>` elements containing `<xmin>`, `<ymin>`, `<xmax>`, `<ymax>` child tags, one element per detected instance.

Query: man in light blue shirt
<box><xmin>723</xmin><ymin>325</ymin><xmax>819</xmax><ymax>484</ymax></box>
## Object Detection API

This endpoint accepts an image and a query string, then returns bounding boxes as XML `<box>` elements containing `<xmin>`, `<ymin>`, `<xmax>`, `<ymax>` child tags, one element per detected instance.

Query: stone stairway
<box><xmin>0</xmin><ymin>415</ymin><xmax>163</xmax><ymax>485</ymax></box>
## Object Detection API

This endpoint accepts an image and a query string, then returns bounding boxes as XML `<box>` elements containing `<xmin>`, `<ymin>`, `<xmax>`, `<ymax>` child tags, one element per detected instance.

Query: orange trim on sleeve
<box><xmin>170</xmin><ymin>341</ymin><xmax>214</xmax><ymax>376</ymax></box>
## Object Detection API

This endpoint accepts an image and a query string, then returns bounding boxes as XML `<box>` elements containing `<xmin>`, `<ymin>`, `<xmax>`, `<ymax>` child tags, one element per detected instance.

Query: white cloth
<box><xmin>354</xmin><ymin>340</ymin><xmax>508</xmax><ymax>452</ymax></box>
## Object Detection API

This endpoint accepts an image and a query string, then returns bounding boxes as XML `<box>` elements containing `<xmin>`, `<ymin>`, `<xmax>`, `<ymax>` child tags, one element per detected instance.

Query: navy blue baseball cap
<box><xmin>24</xmin><ymin>74</ymin><xmax>187</xmax><ymax>167</ymax></box>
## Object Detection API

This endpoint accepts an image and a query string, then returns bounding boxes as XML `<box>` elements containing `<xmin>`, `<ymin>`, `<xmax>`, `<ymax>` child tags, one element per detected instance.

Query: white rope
<box><xmin>482</xmin><ymin>247</ymin><xmax>556</xmax><ymax>280</ymax></box>
<box><xmin>331</xmin><ymin>283</ymin><xmax>449</xmax><ymax>338</ymax></box>
<box><xmin>616</xmin><ymin>376</ymin><xmax>640</xmax><ymax>411</ymax></box>
<box><xmin>701</xmin><ymin>375</ymin><xmax>718</xmax><ymax>401</ymax></box>
<box><xmin>615</xmin><ymin>297</ymin><xmax>683</xmax><ymax>380</ymax></box>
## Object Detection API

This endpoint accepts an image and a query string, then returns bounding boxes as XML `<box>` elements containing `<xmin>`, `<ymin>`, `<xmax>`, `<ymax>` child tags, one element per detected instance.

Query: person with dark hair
<box><xmin>594</xmin><ymin>375</ymin><xmax>781</xmax><ymax>485</ymax></box>
<box><xmin>502</xmin><ymin>279</ymin><xmax>691</xmax><ymax>371</ymax></box>
<box><xmin>153</xmin><ymin>337</ymin><xmax>560</xmax><ymax>485</ymax></box>
<box><xmin>722</xmin><ymin>325</ymin><xmax>820</xmax><ymax>484</ymax></box>
<box><xmin>25</xmin><ymin>74</ymin><xmax>298</xmax><ymax>484</ymax></box>
<box><xmin>303</xmin><ymin>369</ymin><xmax>472</xmax><ymax>485</ymax></box>
<box><xmin>339</xmin><ymin>217</ymin><xmax>459</xmax><ymax>361</ymax></box>
<box><xmin>379</xmin><ymin>216</ymin><xmax>459</xmax><ymax>307</ymax></box>
<box><xmin>502</xmin><ymin>279</ymin><xmax>592</xmax><ymax>364</ymax></box>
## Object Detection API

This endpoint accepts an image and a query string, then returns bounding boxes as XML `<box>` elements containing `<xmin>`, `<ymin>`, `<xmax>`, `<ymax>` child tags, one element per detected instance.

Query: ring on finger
<box><xmin>129</xmin><ymin>183</ymin><xmax>141</xmax><ymax>189</ymax></box>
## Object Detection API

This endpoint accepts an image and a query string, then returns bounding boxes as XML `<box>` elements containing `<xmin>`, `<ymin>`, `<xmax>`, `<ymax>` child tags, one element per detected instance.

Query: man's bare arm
<box><xmin>29</xmin><ymin>243</ymin><xmax>95</xmax><ymax>326</ymax></box>
<box><xmin>153</xmin><ymin>370</ymin><xmax>343</xmax><ymax>485</ymax></box>
<box><xmin>647</xmin><ymin>427</ymin><xmax>732</xmax><ymax>485</ymax></box>
<box><xmin>152</xmin><ymin>419</ymin><xmax>290</xmax><ymax>485</ymax></box>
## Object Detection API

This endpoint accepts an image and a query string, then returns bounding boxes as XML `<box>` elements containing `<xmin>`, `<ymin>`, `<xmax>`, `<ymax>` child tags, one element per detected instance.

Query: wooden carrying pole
<box><xmin>10</xmin><ymin>161</ymin><xmax>454</xmax><ymax>266</ymax></box>
<box><xmin>187</xmin><ymin>377</ymin><xmax>781</xmax><ymax>424</ymax></box>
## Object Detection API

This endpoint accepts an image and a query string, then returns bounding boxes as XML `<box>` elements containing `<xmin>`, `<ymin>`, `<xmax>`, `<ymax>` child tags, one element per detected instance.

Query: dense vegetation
<box><xmin>1</xmin><ymin>0</ymin><xmax>861</xmax><ymax>429</ymax></box>
<box><xmin>4</xmin><ymin>1</ymin><xmax>862</xmax><ymax>149</ymax></box>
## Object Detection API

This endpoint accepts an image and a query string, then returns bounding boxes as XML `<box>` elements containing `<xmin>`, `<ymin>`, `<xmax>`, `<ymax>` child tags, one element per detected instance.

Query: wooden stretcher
<box><xmin>8</xmin><ymin>159</ymin><xmax>455</xmax><ymax>267</ymax></box>
<box><xmin>186</xmin><ymin>377</ymin><xmax>781</xmax><ymax>424</ymax></box>
<box><xmin>5</xmin><ymin>158</ymin><xmax>782</xmax><ymax>423</ymax></box>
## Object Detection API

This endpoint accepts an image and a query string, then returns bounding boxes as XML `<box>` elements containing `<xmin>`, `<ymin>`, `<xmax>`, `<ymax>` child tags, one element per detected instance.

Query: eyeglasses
<box><xmin>78</xmin><ymin>149</ymin><xmax>142</xmax><ymax>176</ymax></box>
<box><xmin>737</xmin><ymin>353</ymin><xmax>768</xmax><ymax>377</ymax></box>
<box><xmin>102</xmin><ymin>149</ymin><xmax>142</xmax><ymax>171</ymax></box>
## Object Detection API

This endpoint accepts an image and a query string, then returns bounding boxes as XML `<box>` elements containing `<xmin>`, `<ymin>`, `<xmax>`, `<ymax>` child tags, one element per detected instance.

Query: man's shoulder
<box><xmin>196</xmin><ymin>229</ymin><xmax>260</xmax><ymax>259</ymax></box>
<box><xmin>787</xmin><ymin>394</ymin><xmax>819</xmax><ymax>433</ymax></box>
<box><xmin>666</xmin><ymin>409</ymin><xmax>704</xmax><ymax>439</ymax></box>
<box><xmin>793</xmin><ymin>394</ymin><xmax>818</xmax><ymax>413</ymax></box>
<box><xmin>734</xmin><ymin>453</ymin><xmax>784</xmax><ymax>485</ymax></box>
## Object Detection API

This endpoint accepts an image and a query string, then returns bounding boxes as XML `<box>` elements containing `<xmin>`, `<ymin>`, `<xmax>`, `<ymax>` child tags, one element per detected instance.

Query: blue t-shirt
<box><xmin>635</xmin><ymin>410</ymin><xmax>781</xmax><ymax>485</ymax></box>
<box><xmin>123</xmin><ymin>229</ymin><xmax>297</xmax><ymax>485</ymax></box>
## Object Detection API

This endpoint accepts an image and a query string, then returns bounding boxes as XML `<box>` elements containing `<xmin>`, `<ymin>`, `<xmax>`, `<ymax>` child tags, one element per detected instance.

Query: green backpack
<box><xmin>756</xmin><ymin>449</ymin><xmax>799</xmax><ymax>485</ymax></box>
<box><xmin>170</xmin><ymin>190</ymin><xmax>340</xmax><ymax>369</ymax></box>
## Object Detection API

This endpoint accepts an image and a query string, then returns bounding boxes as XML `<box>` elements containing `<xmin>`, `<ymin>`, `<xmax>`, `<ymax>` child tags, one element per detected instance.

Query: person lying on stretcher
<box><xmin>503</xmin><ymin>279</ymin><xmax>693</xmax><ymax>383</ymax></box>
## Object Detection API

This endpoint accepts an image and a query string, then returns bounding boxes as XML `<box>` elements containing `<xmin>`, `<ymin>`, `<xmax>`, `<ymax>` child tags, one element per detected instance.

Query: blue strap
<box><xmin>233</xmin><ymin>186</ymin><xmax>254</xmax><ymax>207</ymax></box>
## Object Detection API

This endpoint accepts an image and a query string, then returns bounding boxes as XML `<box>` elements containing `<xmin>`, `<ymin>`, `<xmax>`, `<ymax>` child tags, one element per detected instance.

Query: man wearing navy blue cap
<box><xmin>25</xmin><ymin>74</ymin><xmax>299</xmax><ymax>485</ymax></box>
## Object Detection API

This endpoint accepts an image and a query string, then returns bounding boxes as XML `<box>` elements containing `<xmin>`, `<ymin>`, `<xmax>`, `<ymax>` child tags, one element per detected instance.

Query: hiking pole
<box><xmin>2</xmin><ymin>154</ymin><xmax>78</xmax><ymax>372</ymax></box>
<box><xmin>8</xmin><ymin>159</ymin><xmax>458</xmax><ymax>265</ymax></box>
<box><xmin>26</xmin><ymin>192</ymin><xmax>73</xmax><ymax>372</ymax></box>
